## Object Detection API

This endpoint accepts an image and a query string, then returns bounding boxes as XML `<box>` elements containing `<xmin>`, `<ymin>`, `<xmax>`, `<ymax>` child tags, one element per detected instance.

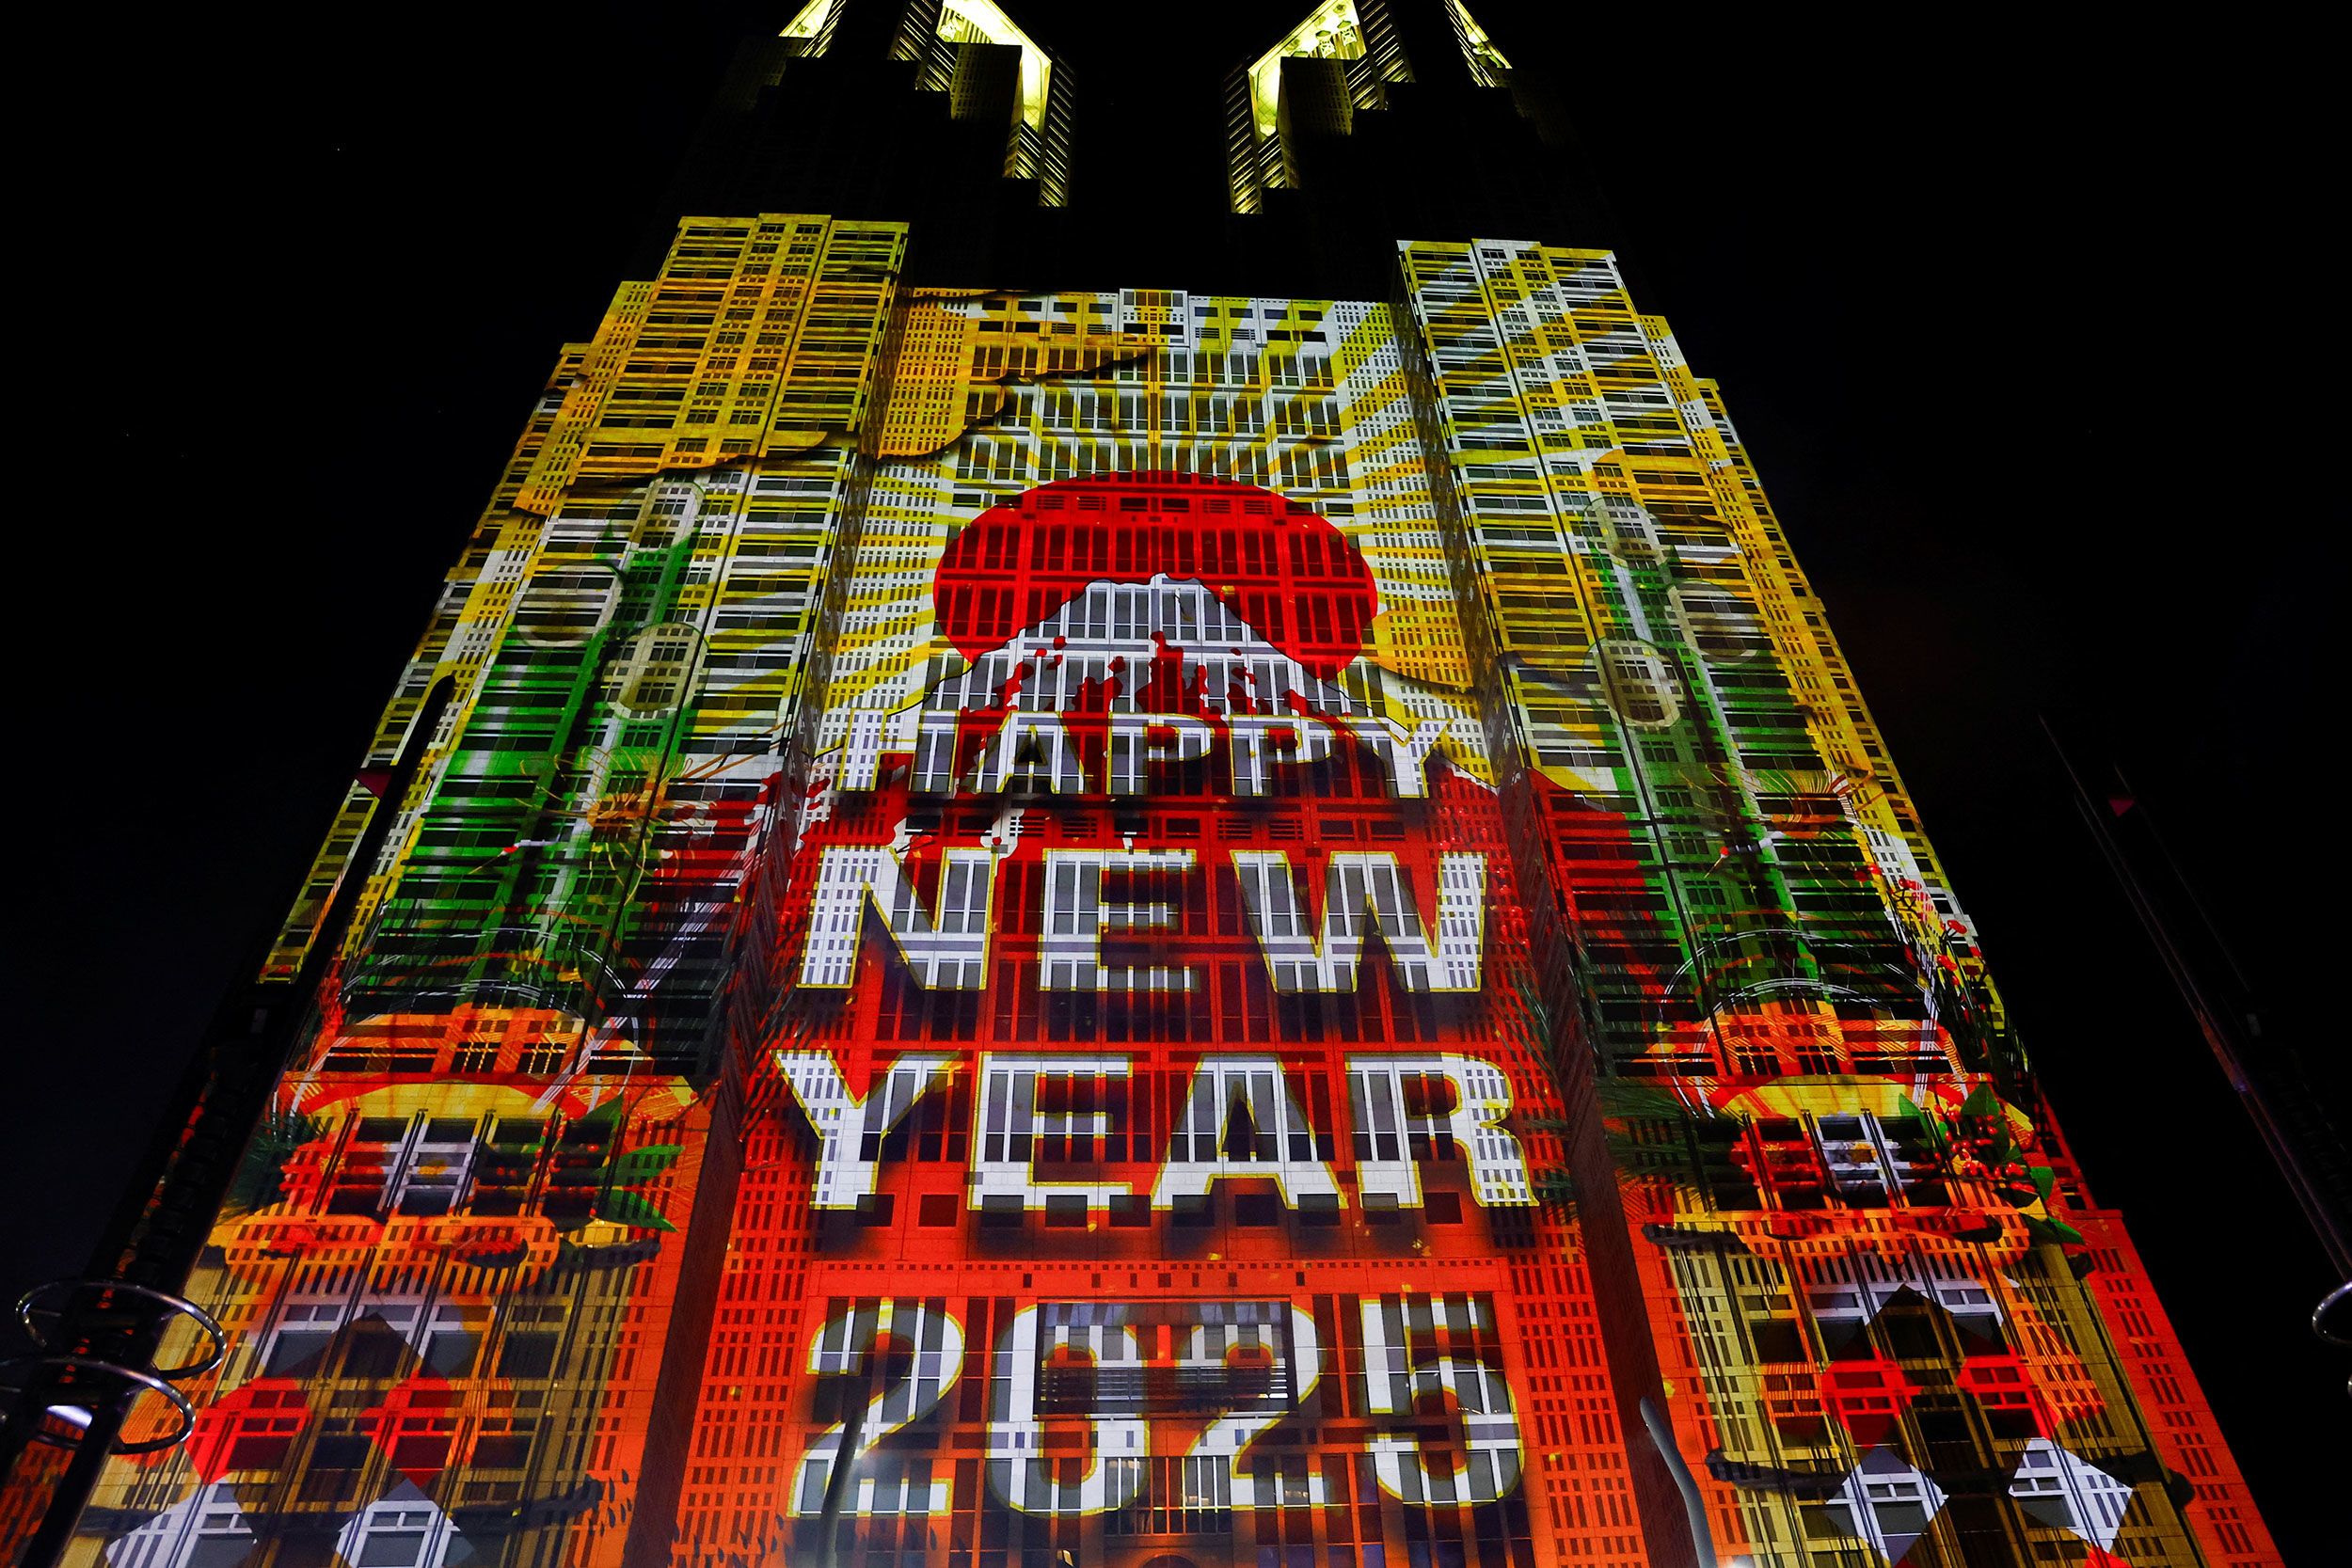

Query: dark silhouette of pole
<box><xmin>0</xmin><ymin>679</ymin><xmax>454</xmax><ymax>1563</ymax></box>
<box><xmin>2042</xmin><ymin>719</ymin><xmax>2352</xmax><ymax>1290</ymax></box>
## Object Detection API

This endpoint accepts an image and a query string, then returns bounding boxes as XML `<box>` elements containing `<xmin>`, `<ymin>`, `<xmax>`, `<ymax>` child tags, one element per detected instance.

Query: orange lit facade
<box><xmin>26</xmin><ymin>211</ymin><xmax>2279</xmax><ymax>1568</ymax></box>
<box><xmin>16</xmin><ymin>7</ymin><xmax>2282</xmax><ymax>1567</ymax></box>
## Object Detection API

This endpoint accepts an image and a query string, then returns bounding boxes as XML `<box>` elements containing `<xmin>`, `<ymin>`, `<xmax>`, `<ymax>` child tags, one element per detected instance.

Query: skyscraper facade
<box><xmin>5</xmin><ymin>5</ymin><xmax>2282</xmax><ymax>1567</ymax></box>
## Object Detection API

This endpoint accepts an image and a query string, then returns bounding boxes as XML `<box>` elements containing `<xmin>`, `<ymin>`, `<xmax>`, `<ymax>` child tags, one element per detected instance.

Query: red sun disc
<box><xmin>932</xmin><ymin>473</ymin><xmax>1378</xmax><ymax>679</ymax></box>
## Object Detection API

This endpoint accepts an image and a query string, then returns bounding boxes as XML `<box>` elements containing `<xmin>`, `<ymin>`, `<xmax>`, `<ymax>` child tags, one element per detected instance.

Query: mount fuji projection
<box><xmin>866</xmin><ymin>575</ymin><xmax>1474</xmax><ymax>800</ymax></box>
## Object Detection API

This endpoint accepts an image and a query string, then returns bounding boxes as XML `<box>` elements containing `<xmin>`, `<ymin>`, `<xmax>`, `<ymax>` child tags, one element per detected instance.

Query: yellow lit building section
<box><xmin>1443</xmin><ymin>0</ymin><xmax>1511</xmax><ymax>84</ymax></box>
<box><xmin>1228</xmin><ymin>0</ymin><xmax>1518</xmax><ymax>214</ymax></box>
<box><xmin>780</xmin><ymin>0</ymin><xmax>834</xmax><ymax>41</ymax></box>
<box><xmin>1245</xmin><ymin>0</ymin><xmax>1367</xmax><ymax>138</ymax></box>
<box><xmin>934</xmin><ymin>0</ymin><xmax>1054</xmax><ymax>132</ymax></box>
<box><xmin>773</xmin><ymin>0</ymin><xmax>1073</xmax><ymax>206</ymax></box>
<box><xmin>267</xmin><ymin>215</ymin><xmax>908</xmax><ymax>978</ymax></box>
<box><xmin>876</xmin><ymin>298</ymin><xmax>981</xmax><ymax>456</ymax></box>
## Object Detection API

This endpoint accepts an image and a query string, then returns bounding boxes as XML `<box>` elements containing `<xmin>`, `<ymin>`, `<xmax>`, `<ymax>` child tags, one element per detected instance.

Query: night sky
<box><xmin>7</xmin><ymin>3</ymin><xmax>2338</xmax><ymax>1556</ymax></box>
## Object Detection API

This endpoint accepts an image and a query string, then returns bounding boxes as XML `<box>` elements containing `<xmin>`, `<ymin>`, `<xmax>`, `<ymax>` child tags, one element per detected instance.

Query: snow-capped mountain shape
<box><xmin>899</xmin><ymin>575</ymin><xmax>1456</xmax><ymax>800</ymax></box>
<box><xmin>930</xmin><ymin>574</ymin><xmax>1359</xmax><ymax>718</ymax></box>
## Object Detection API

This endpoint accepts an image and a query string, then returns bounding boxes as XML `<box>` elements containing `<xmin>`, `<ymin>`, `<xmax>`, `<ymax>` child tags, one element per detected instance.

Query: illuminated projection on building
<box><xmin>44</xmin><ymin>210</ymin><xmax>2280</xmax><ymax>1568</ymax></box>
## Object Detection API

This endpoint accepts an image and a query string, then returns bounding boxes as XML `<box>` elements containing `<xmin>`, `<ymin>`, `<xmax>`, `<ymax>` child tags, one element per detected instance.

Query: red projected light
<box><xmin>932</xmin><ymin>473</ymin><xmax>1379</xmax><ymax>679</ymax></box>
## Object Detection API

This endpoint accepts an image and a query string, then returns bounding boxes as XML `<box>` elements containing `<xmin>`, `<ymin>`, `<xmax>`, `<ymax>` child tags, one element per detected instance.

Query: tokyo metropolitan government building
<box><xmin>0</xmin><ymin>3</ymin><xmax>2283</xmax><ymax>1567</ymax></box>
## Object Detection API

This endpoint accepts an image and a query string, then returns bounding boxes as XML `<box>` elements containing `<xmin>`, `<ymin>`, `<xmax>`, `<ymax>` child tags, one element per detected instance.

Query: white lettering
<box><xmin>1228</xmin><ymin>715</ymin><xmax>1333</xmax><ymax>796</ymax></box>
<box><xmin>1232</xmin><ymin>850</ymin><xmax>1486</xmax><ymax>992</ymax></box>
<box><xmin>776</xmin><ymin>1051</ymin><xmax>956</xmax><ymax>1208</ymax></box>
<box><xmin>1106</xmin><ymin>712</ymin><xmax>1216</xmax><ymax>795</ymax></box>
<box><xmin>799</xmin><ymin>845</ymin><xmax>996</xmax><ymax>989</ymax></box>
<box><xmin>1368</xmin><ymin>716</ymin><xmax>1448</xmax><ymax>799</ymax></box>
<box><xmin>1346</xmin><ymin>1053</ymin><xmax>1533</xmax><ymax>1208</ymax></box>
<box><xmin>1152</xmin><ymin>1055</ymin><xmax>1344</xmax><ymax>1211</ymax></box>
<box><xmin>969</xmin><ymin>1054</ymin><xmax>1134</xmax><ymax>1212</ymax></box>
<box><xmin>1040</xmin><ymin>849</ymin><xmax>1197</xmax><ymax>992</ymax></box>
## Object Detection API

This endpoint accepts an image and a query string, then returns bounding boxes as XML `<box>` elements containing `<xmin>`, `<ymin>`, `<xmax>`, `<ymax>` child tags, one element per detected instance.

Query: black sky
<box><xmin>6</xmin><ymin>2</ymin><xmax>2340</xmax><ymax>1555</ymax></box>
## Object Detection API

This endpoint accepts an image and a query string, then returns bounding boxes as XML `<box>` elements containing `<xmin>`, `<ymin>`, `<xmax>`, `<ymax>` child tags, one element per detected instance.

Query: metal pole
<box><xmin>1640</xmin><ymin>1394</ymin><xmax>1720</xmax><ymax>1568</ymax></box>
<box><xmin>2042</xmin><ymin>718</ymin><xmax>2352</xmax><ymax>1280</ymax></box>
<box><xmin>0</xmin><ymin>679</ymin><xmax>453</xmax><ymax>1562</ymax></box>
